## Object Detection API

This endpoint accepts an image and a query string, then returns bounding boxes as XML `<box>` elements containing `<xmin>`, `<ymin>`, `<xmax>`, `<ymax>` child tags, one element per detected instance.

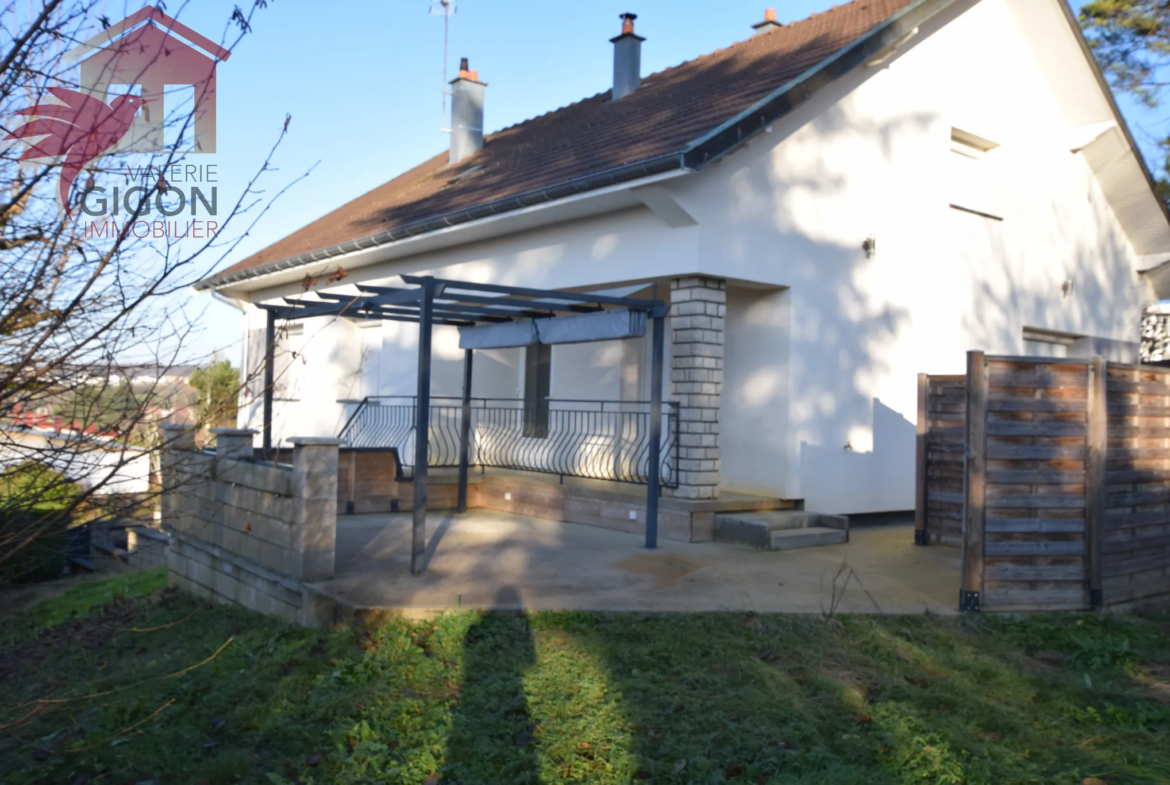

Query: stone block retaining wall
<box><xmin>160</xmin><ymin>426</ymin><xmax>339</xmax><ymax>624</ymax></box>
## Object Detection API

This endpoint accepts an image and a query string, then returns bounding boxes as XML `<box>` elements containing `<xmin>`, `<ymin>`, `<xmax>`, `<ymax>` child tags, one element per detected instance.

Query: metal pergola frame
<box><xmin>258</xmin><ymin>275</ymin><xmax>669</xmax><ymax>573</ymax></box>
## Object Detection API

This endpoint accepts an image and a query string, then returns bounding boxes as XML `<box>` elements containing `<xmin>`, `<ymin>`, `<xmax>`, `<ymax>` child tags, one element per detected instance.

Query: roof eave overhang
<box><xmin>682</xmin><ymin>0</ymin><xmax>959</xmax><ymax>169</ymax></box>
<box><xmin>195</xmin><ymin>154</ymin><xmax>687</xmax><ymax>292</ymax></box>
<box><xmin>1054</xmin><ymin>0</ymin><xmax>1170</xmax><ymax>256</ymax></box>
<box><xmin>197</xmin><ymin>0</ymin><xmax>962</xmax><ymax>293</ymax></box>
<box><xmin>1141</xmin><ymin>261</ymin><xmax>1170</xmax><ymax>301</ymax></box>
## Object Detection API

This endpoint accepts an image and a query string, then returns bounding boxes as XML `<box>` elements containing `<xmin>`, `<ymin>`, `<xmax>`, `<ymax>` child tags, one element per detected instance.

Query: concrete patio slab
<box><xmin>308</xmin><ymin>510</ymin><xmax>960</xmax><ymax>621</ymax></box>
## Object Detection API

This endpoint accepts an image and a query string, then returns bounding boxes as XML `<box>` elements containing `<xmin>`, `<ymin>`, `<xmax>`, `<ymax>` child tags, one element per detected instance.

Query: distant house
<box><xmin>196</xmin><ymin>0</ymin><xmax>1170</xmax><ymax>515</ymax></box>
<box><xmin>0</xmin><ymin>425</ymin><xmax>151</xmax><ymax>496</ymax></box>
<box><xmin>68</xmin><ymin>364</ymin><xmax>200</xmax><ymax>387</ymax></box>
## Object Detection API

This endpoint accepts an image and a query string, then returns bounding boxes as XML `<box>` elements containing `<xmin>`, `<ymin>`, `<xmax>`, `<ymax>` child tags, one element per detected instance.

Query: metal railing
<box><xmin>339</xmin><ymin>396</ymin><xmax>679</xmax><ymax>487</ymax></box>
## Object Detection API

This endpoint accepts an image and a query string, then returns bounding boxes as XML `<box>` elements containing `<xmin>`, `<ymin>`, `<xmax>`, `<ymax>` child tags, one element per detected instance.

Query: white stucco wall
<box><xmin>722</xmin><ymin>287</ymin><xmax>794</xmax><ymax>498</ymax></box>
<box><xmin>683</xmin><ymin>0</ymin><xmax>1154</xmax><ymax>511</ymax></box>
<box><xmin>238</xmin><ymin>309</ymin><xmax>367</xmax><ymax>444</ymax></box>
<box><xmin>234</xmin><ymin>0</ymin><xmax>1160</xmax><ymax>513</ymax></box>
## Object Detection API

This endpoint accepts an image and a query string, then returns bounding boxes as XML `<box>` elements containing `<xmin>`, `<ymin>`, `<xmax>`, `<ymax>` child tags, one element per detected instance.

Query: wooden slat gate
<box><xmin>916</xmin><ymin>351</ymin><xmax>1170</xmax><ymax>611</ymax></box>
<box><xmin>965</xmin><ymin>353</ymin><xmax>1098</xmax><ymax>611</ymax></box>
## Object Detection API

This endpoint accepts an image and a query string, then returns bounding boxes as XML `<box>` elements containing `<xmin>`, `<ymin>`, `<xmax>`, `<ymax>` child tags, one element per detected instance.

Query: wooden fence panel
<box><xmin>1102</xmin><ymin>362</ymin><xmax>1170</xmax><ymax>604</ymax></box>
<box><xmin>918</xmin><ymin>354</ymin><xmax>1170</xmax><ymax>611</ymax></box>
<box><xmin>979</xmin><ymin>356</ymin><xmax>1091</xmax><ymax>612</ymax></box>
<box><xmin>920</xmin><ymin>373</ymin><xmax>966</xmax><ymax>546</ymax></box>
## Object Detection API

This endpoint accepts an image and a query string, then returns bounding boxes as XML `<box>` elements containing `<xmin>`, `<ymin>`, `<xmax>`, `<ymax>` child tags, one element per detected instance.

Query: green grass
<box><xmin>1</xmin><ymin>575</ymin><xmax>1169</xmax><ymax>784</ymax></box>
<box><xmin>2</xmin><ymin>568</ymin><xmax>167</xmax><ymax>636</ymax></box>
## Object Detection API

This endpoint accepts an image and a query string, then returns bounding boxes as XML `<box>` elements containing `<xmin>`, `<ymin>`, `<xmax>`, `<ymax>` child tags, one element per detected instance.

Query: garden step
<box><xmin>769</xmin><ymin>526</ymin><xmax>848</xmax><ymax>550</ymax></box>
<box><xmin>714</xmin><ymin>511</ymin><xmax>849</xmax><ymax>550</ymax></box>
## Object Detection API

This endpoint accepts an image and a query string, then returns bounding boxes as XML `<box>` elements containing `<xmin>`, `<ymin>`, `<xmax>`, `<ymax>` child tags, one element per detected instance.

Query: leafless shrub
<box><xmin>0</xmin><ymin>0</ymin><xmax>308</xmax><ymax>580</ymax></box>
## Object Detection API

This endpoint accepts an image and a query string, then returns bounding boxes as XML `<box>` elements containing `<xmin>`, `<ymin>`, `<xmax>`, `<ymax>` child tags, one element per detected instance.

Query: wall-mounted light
<box><xmin>1061</xmin><ymin>279</ymin><xmax>1074</xmax><ymax>298</ymax></box>
<box><xmin>862</xmin><ymin>235</ymin><xmax>877</xmax><ymax>258</ymax></box>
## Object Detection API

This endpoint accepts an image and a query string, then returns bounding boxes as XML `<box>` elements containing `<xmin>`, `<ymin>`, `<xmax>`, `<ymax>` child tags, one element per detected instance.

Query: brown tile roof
<box><xmin>206</xmin><ymin>0</ymin><xmax>919</xmax><ymax>286</ymax></box>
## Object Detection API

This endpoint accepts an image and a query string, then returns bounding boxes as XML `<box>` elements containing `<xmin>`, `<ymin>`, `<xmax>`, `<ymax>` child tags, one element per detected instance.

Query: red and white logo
<box><xmin>5</xmin><ymin>5</ymin><xmax>230</xmax><ymax>215</ymax></box>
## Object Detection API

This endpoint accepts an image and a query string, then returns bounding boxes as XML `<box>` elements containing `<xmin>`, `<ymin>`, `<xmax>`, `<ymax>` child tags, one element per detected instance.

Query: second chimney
<box><xmin>610</xmin><ymin>13</ymin><xmax>644</xmax><ymax>101</ymax></box>
<box><xmin>752</xmin><ymin>8</ymin><xmax>784</xmax><ymax>35</ymax></box>
<box><xmin>449</xmin><ymin>57</ymin><xmax>486</xmax><ymax>165</ymax></box>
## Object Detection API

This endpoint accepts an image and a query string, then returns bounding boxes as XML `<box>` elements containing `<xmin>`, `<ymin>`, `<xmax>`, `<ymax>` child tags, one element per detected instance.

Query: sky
<box><xmin>37</xmin><ymin>0</ymin><xmax>1170</xmax><ymax>364</ymax></box>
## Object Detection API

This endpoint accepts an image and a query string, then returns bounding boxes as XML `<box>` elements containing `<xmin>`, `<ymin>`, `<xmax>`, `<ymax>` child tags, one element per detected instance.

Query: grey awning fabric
<box><xmin>535</xmin><ymin>308</ymin><xmax>647</xmax><ymax>345</ymax></box>
<box><xmin>457</xmin><ymin>308</ymin><xmax>647</xmax><ymax>350</ymax></box>
<box><xmin>457</xmin><ymin>320</ymin><xmax>537</xmax><ymax>349</ymax></box>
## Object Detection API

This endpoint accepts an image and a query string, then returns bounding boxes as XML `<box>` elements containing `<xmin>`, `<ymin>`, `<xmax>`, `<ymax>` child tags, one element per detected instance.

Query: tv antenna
<box><xmin>430</xmin><ymin>0</ymin><xmax>457</xmax><ymax>133</ymax></box>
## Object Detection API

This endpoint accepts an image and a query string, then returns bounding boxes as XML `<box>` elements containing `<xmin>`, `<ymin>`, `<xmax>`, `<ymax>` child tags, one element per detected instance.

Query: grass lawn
<box><xmin>1</xmin><ymin>570</ymin><xmax>1169</xmax><ymax>784</ymax></box>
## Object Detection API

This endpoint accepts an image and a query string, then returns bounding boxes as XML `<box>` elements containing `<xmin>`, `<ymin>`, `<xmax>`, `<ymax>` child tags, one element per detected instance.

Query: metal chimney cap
<box><xmin>611</xmin><ymin>11</ymin><xmax>645</xmax><ymax>42</ymax></box>
<box><xmin>451</xmin><ymin>56</ymin><xmax>487</xmax><ymax>84</ymax></box>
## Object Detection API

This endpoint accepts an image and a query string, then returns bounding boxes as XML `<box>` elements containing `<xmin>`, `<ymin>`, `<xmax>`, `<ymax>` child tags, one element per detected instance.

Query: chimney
<box><xmin>449</xmin><ymin>57</ymin><xmax>486</xmax><ymax>166</ymax></box>
<box><xmin>610</xmin><ymin>13</ymin><xmax>644</xmax><ymax>101</ymax></box>
<box><xmin>752</xmin><ymin>8</ymin><xmax>784</xmax><ymax>35</ymax></box>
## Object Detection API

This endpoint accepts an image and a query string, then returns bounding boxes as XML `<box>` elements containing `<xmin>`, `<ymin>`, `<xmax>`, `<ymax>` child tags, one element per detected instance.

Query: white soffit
<box><xmin>222</xmin><ymin>169</ymin><xmax>691</xmax><ymax>296</ymax></box>
<box><xmin>1140</xmin><ymin>260</ymin><xmax>1170</xmax><ymax>301</ymax></box>
<box><xmin>1008</xmin><ymin>0</ymin><xmax>1170</xmax><ymax>257</ymax></box>
<box><xmin>1080</xmin><ymin>128</ymin><xmax>1170</xmax><ymax>256</ymax></box>
<box><xmin>1068</xmin><ymin>121</ymin><xmax>1117</xmax><ymax>153</ymax></box>
<box><xmin>1006</xmin><ymin>0</ymin><xmax>1111</xmax><ymax>128</ymax></box>
<box><xmin>583</xmin><ymin>283</ymin><xmax>653</xmax><ymax>298</ymax></box>
<box><xmin>632</xmin><ymin>184</ymin><xmax>698</xmax><ymax>228</ymax></box>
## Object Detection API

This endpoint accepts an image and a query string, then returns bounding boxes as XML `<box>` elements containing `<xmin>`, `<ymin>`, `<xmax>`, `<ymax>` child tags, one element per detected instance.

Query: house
<box><xmin>61</xmin><ymin>5</ymin><xmax>231</xmax><ymax>153</ymax></box>
<box><xmin>196</xmin><ymin>0</ymin><xmax>1170</xmax><ymax>518</ymax></box>
<box><xmin>0</xmin><ymin>425</ymin><xmax>151</xmax><ymax>496</ymax></box>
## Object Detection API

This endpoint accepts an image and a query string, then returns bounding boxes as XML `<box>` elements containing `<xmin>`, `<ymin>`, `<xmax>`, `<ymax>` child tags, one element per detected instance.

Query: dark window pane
<box><xmin>523</xmin><ymin>344</ymin><xmax>551</xmax><ymax>438</ymax></box>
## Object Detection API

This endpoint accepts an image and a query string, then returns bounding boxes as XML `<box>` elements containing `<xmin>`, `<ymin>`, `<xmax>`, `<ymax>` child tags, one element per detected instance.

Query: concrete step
<box><xmin>769</xmin><ymin>526</ymin><xmax>848</xmax><ymax>550</ymax></box>
<box><xmin>714</xmin><ymin>510</ymin><xmax>849</xmax><ymax>550</ymax></box>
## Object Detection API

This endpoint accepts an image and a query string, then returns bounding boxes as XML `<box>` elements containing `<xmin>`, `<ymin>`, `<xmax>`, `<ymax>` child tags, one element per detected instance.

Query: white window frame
<box><xmin>1023</xmin><ymin>327</ymin><xmax>1077</xmax><ymax>359</ymax></box>
<box><xmin>949</xmin><ymin>127</ymin><xmax>1003</xmax><ymax>220</ymax></box>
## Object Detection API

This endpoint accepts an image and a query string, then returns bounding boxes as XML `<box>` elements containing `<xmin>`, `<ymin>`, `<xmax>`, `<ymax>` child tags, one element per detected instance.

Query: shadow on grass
<box><xmin>444</xmin><ymin>586</ymin><xmax>540</xmax><ymax>784</ymax></box>
<box><xmin>7</xmin><ymin>575</ymin><xmax>1169</xmax><ymax>785</ymax></box>
<box><xmin>541</xmin><ymin>613</ymin><xmax>889</xmax><ymax>783</ymax></box>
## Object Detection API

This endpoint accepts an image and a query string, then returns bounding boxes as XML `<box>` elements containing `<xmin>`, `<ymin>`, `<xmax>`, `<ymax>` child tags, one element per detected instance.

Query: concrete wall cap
<box><xmin>287</xmin><ymin>437</ymin><xmax>344</xmax><ymax>446</ymax></box>
<box><xmin>211</xmin><ymin>428</ymin><xmax>259</xmax><ymax>436</ymax></box>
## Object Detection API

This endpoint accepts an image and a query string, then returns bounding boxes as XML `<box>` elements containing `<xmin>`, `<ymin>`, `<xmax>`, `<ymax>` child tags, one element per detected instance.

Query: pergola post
<box><xmin>411</xmin><ymin>279</ymin><xmax>435</xmax><ymax>574</ymax></box>
<box><xmin>645</xmin><ymin>310</ymin><xmax>666</xmax><ymax>548</ymax></box>
<box><xmin>257</xmin><ymin>274</ymin><xmax>671</xmax><ymax>571</ymax></box>
<box><xmin>262</xmin><ymin>308</ymin><xmax>275</xmax><ymax>458</ymax></box>
<box><xmin>457</xmin><ymin>348</ymin><xmax>474</xmax><ymax>513</ymax></box>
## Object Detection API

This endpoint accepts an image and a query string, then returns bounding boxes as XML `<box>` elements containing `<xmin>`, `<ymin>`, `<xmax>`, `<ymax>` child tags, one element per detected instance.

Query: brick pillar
<box><xmin>289</xmin><ymin>437</ymin><xmax>340</xmax><ymax>582</ymax></box>
<box><xmin>669</xmin><ymin>276</ymin><xmax>725</xmax><ymax>499</ymax></box>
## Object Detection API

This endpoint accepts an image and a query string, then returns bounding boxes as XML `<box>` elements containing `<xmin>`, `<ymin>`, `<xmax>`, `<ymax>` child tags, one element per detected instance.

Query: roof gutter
<box><xmin>197</xmin><ymin>0</ymin><xmax>960</xmax><ymax>293</ymax></box>
<box><xmin>194</xmin><ymin>152</ymin><xmax>685</xmax><ymax>291</ymax></box>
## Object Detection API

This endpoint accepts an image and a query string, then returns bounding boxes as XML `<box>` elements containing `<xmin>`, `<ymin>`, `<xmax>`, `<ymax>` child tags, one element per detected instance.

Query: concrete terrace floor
<box><xmin>312</xmin><ymin>510</ymin><xmax>961</xmax><ymax>616</ymax></box>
